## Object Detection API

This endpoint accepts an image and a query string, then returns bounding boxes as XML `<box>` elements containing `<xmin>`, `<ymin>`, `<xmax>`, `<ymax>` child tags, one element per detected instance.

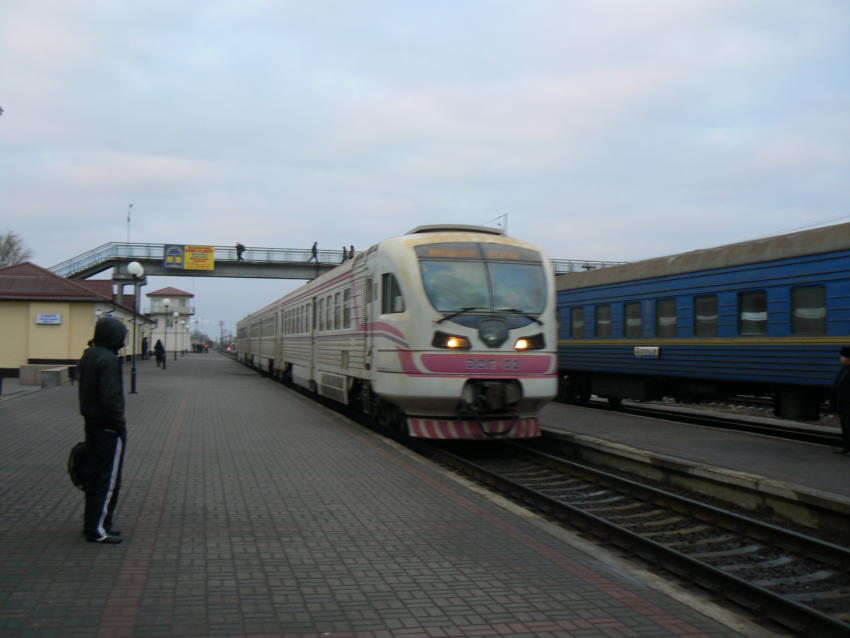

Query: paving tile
<box><xmin>0</xmin><ymin>355</ymin><xmax>751</xmax><ymax>637</ymax></box>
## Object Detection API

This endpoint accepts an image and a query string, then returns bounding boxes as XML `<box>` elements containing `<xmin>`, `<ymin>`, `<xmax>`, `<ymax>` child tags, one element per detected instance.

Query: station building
<box><xmin>0</xmin><ymin>261</ymin><xmax>154</xmax><ymax>380</ymax></box>
<box><xmin>145</xmin><ymin>287</ymin><xmax>195</xmax><ymax>355</ymax></box>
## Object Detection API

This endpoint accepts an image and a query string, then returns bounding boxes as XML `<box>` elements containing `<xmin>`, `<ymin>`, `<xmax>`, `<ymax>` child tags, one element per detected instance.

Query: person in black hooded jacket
<box><xmin>77</xmin><ymin>317</ymin><xmax>128</xmax><ymax>544</ymax></box>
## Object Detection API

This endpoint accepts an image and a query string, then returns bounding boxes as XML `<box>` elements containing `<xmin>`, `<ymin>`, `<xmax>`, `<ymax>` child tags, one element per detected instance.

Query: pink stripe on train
<box><xmin>407</xmin><ymin>417</ymin><xmax>540</xmax><ymax>439</ymax></box>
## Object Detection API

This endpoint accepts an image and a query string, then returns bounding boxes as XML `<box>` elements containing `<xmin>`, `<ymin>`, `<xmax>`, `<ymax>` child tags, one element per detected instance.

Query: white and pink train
<box><xmin>236</xmin><ymin>225</ymin><xmax>557</xmax><ymax>439</ymax></box>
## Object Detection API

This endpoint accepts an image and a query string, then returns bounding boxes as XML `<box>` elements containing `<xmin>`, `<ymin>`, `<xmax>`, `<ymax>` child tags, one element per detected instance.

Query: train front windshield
<box><xmin>416</xmin><ymin>242</ymin><xmax>547</xmax><ymax>314</ymax></box>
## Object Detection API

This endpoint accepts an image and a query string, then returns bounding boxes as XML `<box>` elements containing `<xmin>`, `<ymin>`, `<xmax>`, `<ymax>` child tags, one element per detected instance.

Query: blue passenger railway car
<box><xmin>237</xmin><ymin>225</ymin><xmax>558</xmax><ymax>439</ymax></box>
<box><xmin>556</xmin><ymin>222</ymin><xmax>850</xmax><ymax>420</ymax></box>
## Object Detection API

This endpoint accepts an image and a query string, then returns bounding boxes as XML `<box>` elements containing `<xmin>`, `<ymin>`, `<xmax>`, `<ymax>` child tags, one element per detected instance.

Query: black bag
<box><xmin>68</xmin><ymin>441</ymin><xmax>91</xmax><ymax>490</ymax></box>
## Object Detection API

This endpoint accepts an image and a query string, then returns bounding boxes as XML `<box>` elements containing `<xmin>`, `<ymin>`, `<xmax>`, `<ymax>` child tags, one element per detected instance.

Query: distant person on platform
<box><xmin>236</xmin><ymin>242</ymin><xmax>245</xmax><ymax>261</ymax></box>
<box><xmin>141</xmin><ymin>336</ymin><xmax>148</xmax><ymax>360</ymax></box>
<box><xmin>77</xmin><ymin>317</ymin><xmax>128</xmax><ymax>544</ymax></box>
<box><xmin>308</xmin><ymin>241</ymin><xmax>318</xmax><ymax>262</ymax></box>
<box><xmin>154</xmin><ymin>339</ymin><xmax>165</xmax><ymax>368</ymax></box>
<box><xmin>349</xmin><ymin>245</ymin><xmax>355</xmax><ymax>259</ymax></box>
<box><xmin>831</xmin><ymin>346</ymin><xmax>850</xmax><ymax>455</ymax></box>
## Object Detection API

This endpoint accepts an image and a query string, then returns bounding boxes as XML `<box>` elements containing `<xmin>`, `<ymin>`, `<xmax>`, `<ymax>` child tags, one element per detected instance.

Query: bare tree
<box><xmin>0</xmin><ymin>231</ymin><xmax>34</xmax><ymax>267</ymax></box>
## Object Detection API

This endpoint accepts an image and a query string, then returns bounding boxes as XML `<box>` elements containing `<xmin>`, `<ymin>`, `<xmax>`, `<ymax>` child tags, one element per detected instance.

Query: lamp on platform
<box><xmin>162</xmin><ymin>298</ymin><xmax>170</xmax><ymax>370</ymax></box>
<box><xmin>127</xmin><ymin>261</ymin><xmax>144</xmax><ymax>393</ymax></box>
<box><xmin>173</xmin><ymin>311</ymin><xmax>179</xmax><ymax>360</ymax></box>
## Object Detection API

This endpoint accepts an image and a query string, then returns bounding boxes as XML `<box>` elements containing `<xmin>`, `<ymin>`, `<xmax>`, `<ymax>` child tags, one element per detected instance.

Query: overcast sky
<box><xmin>2</xmin><ymin>1</ymin><xmax>849</xmax><ymax>336</ymax></box>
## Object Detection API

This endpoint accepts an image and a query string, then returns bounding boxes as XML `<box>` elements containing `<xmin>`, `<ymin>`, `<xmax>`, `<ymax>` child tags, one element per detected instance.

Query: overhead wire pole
<box><xmin>126</xmin><ymin>203</ymin><xmax>133</xmax><ymax>244</ymax></box>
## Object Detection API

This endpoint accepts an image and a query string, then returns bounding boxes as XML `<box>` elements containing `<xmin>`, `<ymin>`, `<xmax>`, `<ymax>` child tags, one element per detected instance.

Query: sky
<box><xmin>2</xmin><ymin>1</ymin><xmax>849</xmax><ymax>337</ymax></box>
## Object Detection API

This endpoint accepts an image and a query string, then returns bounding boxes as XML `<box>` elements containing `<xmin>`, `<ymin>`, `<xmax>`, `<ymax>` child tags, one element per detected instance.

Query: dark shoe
<box><xmin>106</xmin><ymin>529</ymin><xmax>121</xmax><ymax>536</ymax></box>
<box><xmin>86</xmin><ymin>534</ymin><xmax>122</xmax><ymax>544</ymax></box>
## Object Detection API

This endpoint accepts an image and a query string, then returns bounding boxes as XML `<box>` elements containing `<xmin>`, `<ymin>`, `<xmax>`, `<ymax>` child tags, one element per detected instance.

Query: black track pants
<box><xmin>83</xmin><ymin>425</ymin><xmax>126</xmax><ymax>539</ymax></box>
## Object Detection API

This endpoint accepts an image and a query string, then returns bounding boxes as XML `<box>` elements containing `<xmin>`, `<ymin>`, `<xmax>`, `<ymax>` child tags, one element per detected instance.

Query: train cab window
<box><xmin>570</xmin><ymin>307</ymin><xmax>584</xmax><ymax>338</ymax></box>
<box><xmin>655</xmin><ymin>299</ymin><xmax>677</xmax><ymax>338</ymax></box>
<box><xmin>381</xmin><ymin>274</ymin><xmax>405</xmax><ymax>314</ymax></box>
<box><xmin>694</xmin><ymin>295</ymin><xmax>718</xmax><ymax>337</ymax></box>
<box><xmin>595</xmin><ymin>305</ymin><xmax>611</xmax><ymax>338</ymax></box>
<box><xmin>791</xmin><ymin>286</ymin><xmax>826</xmax><ymax>335</ymax></box>
<box><xmin>624</xmin><ymin>302</ymin><xmax>642</xmax><ymax>338</ymax></box>
<box><xmin>738</xmin><ymin>291</ymin><xmax>767</xmax><ymax>336</ymax></box>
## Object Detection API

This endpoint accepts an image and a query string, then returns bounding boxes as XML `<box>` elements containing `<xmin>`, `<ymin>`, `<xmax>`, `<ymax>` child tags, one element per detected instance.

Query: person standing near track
<box><xmin>77</xmin><ymin>317</ymin><xmax>128</xmax><ymax>543</ymax></box>
<box><xmin>831</xmin><ymin>346</ymin><xmax>850</xmax><ymax>455</ymax></box>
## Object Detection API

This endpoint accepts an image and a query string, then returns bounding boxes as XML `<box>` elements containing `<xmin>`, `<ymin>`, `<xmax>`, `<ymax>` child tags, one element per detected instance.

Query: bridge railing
<box><xmin>51</xmin><ymin>242</ymin><xmax>627</xmax><ymax>279</ymax></box>
<box><xmin>550</xmin><ymin>259</ymin><xmax>628</xmax><ymax>274</ymax></box>
<box><xmin>50</xmin><ymin>243</ymin><xmax>346</xmax><ymax>278</ymax></box>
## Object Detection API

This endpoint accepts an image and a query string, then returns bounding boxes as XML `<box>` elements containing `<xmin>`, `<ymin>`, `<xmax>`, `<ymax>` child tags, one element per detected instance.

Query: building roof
<box><xmin>147</xmin><ymin>286</ymin><xmax>194</xmax><ymax>298</ymax></box>
<box><xmin>0</xmin><ymin>262</ymin><xmax>112</xmax><ymax>302</ymax></box>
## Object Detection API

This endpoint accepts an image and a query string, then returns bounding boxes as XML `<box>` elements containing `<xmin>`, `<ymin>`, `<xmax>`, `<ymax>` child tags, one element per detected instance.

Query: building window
<box><xmin>595</xmin><ymin>305</ymin><xmax>611</xmax><ymax>338</ymax></box>
<box><xmin>624</xmin><ymin>302</ymin><xmax>642</xmax><ymax>338</ymax></box>
<box><xmin>791</xmin><ymin>286</ymin><xmax>826</xmax><ymax>335</ymax></box>
<box><xmin>739</xmin><ymin>291</ymin><xmax>767</xmax><ymax>336</ymax></box>
<box><xmin>655</xmin><ymin>299</ymin><xmax>677</xmax><ymax>337</ymax></box>
<box><xmin>570</xmin><ymin>307</ymin><xmax>584</xmax><ymax>338</ymax></box>
<box><xmin>694</xmin><ymin>295</ymin><xmax>718</xmax><ymax>337</ymax></box>
<box><xmin>381</xmin><ymin>274</ymin><xmax>405</xmax><ymax>314</ymax></box>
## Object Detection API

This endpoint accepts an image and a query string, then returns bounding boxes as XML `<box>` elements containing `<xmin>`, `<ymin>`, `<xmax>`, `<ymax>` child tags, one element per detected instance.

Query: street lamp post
<box><xmin>162</xmin><ymin>298</ymin><xmax>170</xmax><ymax>370</ymax></box>
<box><xmin>127</xmin><ymin>261</ymin><xmax>144</xmax><ymax>393</ymax></box>
<box><xmin>173</xmin><ymin>311</ymin><xmax>179</xmax><ymax>360</ymax></box>
<box><xmin>181</xmin><ymin>320</ymin><xmax>186</xmax><ymax>356</ymax></box>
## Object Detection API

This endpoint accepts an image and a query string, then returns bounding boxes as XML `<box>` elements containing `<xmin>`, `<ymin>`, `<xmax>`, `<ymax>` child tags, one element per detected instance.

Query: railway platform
<box><xmin>0</xmin><ymin>354</ymin><xmax>768</xmax><ymax>637</ymax></box>
<box><xmin>541</xmin><ymin>401</ymin><xmax>850</xmax><ymax>500</ymax></box>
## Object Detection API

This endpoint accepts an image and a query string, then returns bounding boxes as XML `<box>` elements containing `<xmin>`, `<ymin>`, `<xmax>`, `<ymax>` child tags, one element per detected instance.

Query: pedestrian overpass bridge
<box><xmin>50</xmin><ymin>241</ymin><xmax>626</xmax><ymax>285</ymax></box>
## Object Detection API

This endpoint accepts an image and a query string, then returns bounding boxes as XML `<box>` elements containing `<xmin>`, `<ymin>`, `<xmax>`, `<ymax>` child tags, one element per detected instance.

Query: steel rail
<box><xmin>422</xmin><ymin>441</ymin><xmax>850</xmax><ymax>636</ymax></box>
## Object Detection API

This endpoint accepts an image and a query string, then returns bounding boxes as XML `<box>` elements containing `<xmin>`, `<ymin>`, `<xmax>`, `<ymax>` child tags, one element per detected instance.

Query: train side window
<box><xmin>655</xmin><ymin>299</ymin><xmax>677</xmax><ymax>337</ymax></box>
<box><xmin>343</xmin><ymin>289</ymin><xmax>351</xmax><ymax>328</ymax></box>
<box><xmin>595</xmin><ymin>305</ymin><xmax>611</xmax><ymax>338</ymax></box>
<box><xmin>381</xmin><ymin>274</ymin><xmax>405</xmax><ymax>314</ymax></box>
<box><xmin>334</xmin><ymin>292</ymin><xmax>341</xmax><ymax>329</ymax></box>
<box><xmin>694</xmin><ymin>295</ymin><xmax>718</xmax><ymax>337</ymax></box>
<box><xmin>570</xmin><ymin>307</ymin><xmax>584</xmax><ymax>338</ymax></box>
<box><xmin>791</xmin><ymin>285</ymin><xmax>826</xmax><ymax>335</ymax></box>
<box><xmin>738</xmin><ymin>291</ymin><xmax>767</xmax><ymax>336</ymax></box>
<box><xmin>318</xmin><ymin>298</ymin><xmax>325</xmax><ymax>331</ymax></box>
<box><xmin>624</xmin><ymin>302</ymin><xmax>642</xmax><ymax>338</ymax></box>
<box><xmin>326</xmin><ymin>295</ymin><xmax>333</xmax><ymax>330</ymax></box>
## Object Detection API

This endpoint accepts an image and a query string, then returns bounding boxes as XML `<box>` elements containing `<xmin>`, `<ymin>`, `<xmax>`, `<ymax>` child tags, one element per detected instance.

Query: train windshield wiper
<box><xmin>496</xmin><ymin>308</ymin><xmax>544</xmax><ymax>325</ymax></box>
<box><xmin>436</xmin><ymin>307</ymin><xmax>487</xmax><ymax>324</ymax></box>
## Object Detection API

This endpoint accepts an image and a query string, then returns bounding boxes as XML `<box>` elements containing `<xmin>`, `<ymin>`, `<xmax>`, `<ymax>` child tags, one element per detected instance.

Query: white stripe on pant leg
<box><xmin>95</xmin><ymin>437</ymin><xmax>123</xmax><ymax>539</ymax></box>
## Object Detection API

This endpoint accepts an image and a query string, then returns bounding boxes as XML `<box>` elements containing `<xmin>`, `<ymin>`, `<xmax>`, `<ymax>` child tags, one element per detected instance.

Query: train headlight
<box><xmin>514</xmin><ymin>333</ymin><xmax>545</xmax><ymax>350</ymax></box>
<box><xmin>432</xmin><ymin>331</ymin><xmax>471</xmax><ymax>349</ymax></box>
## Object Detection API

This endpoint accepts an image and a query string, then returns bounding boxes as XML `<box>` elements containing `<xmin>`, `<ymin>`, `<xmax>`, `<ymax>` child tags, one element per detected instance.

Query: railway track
<box><xmin>421</xmin><ymin>440</ymin><xmax>850</xmax><ymax>636</ymax></box>
<box><xmin>575</xmin><ymin>399</ymin><xmax>843</xmax><ymax>447</ymax></box>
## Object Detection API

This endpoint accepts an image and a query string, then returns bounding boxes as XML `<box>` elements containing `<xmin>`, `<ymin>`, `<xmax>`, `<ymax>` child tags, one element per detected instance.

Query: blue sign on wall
<box><xmin>163</xmin><ymin>244</ymin><xmax>185</xmax><ymax>269</ymax></box>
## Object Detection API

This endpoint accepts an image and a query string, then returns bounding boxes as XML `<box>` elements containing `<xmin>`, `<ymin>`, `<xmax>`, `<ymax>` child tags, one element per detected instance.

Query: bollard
<box><xmin>68</xmin><ymin>365</ymin><xmax>77</xmax><ymax>386</ymax></box>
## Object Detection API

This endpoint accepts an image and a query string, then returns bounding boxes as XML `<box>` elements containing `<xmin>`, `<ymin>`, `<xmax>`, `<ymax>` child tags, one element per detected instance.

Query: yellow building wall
<box><xmin>0</xmin><ymin>301</ymin><xmax>100</xmax><ymax>368</ymax></box>
<box><xmin>2</xmin><ymin>299</ymin><xmax>152</xmax><ymax>372</ymax></box>
<box><xmin>0</xmin><ymin>303</ymin><xmax>29</xmax><ymax>369</ymax></box>
<box><xmin>29</xmin><ymin>302</ymin><xmax>72</xmax><ymax>360</ymax></box>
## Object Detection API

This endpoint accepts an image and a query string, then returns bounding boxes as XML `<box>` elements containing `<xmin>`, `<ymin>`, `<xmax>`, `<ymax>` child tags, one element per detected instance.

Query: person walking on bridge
<box><xmin>77</xmin><ymin>317</ymin><xmax>128</xmax><ymax>544</ymax></box>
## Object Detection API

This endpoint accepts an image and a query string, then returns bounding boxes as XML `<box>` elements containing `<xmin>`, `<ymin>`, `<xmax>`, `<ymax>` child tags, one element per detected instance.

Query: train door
<box><xmin>363</xmin><ymin>275</ymin><xmax>374</xmax><ymax>377</ymax></box>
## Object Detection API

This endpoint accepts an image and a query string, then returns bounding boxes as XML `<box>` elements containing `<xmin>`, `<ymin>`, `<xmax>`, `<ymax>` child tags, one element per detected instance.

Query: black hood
<box><xmin>93</xmin><ymin>317</ymin><xmax>127</xmax><ymax>353</ymax></box>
